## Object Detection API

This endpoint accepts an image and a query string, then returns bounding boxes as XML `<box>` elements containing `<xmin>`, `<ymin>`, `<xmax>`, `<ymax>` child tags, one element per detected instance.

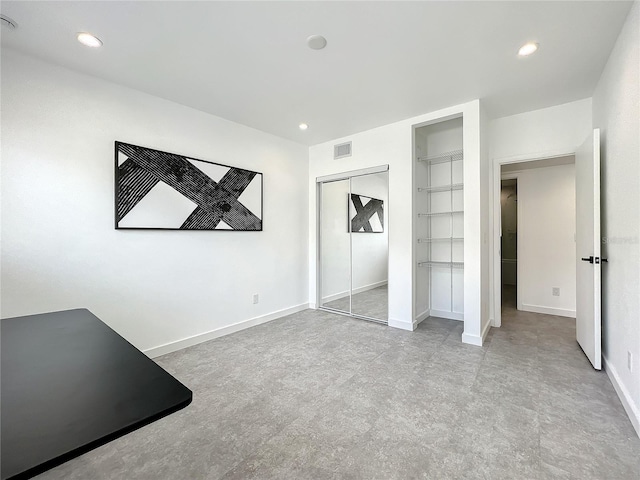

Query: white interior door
<box><xmin>575</xmin><ymin>129</ymin><xmax>601</xmax><ymax>370</ymax></box>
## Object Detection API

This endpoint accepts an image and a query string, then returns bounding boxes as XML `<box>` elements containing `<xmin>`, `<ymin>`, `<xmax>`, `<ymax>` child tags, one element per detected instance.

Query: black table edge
<box><xmin>1</xmin><ymin>308</ymin><xmax>194</xmax><ymax>480</ymax></box>
<box><xmin>7</xmin><ymin>396</ymin><xmax>192</xmax><ymax>480</ymax></box>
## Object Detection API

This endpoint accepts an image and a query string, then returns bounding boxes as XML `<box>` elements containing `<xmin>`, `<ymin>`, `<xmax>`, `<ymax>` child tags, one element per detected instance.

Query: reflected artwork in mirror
<box><xmin>350</xmin><ymin>172</ymin><xmax>388</xmax><ymax>321</ymax></box>
<box><xmin>349</xmin><ymin>194</ymin><xmax>384</xmax><ymax>233</ymax></box>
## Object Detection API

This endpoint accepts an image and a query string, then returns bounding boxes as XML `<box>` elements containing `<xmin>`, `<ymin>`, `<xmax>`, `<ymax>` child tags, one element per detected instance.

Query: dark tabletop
<box><xmin>1</xmin><ymin>309</ymin><xmax>192</xmax><ymax>480</ymax></box>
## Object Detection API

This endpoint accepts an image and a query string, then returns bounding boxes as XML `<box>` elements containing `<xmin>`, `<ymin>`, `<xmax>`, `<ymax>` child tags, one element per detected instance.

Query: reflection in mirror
<box><xmin>350</xmin><ymin>172</ymin><xmax>389</xmax><ymax>321</ymax></box>
<box><xmin>320</xmin><ymin>179</ymin><xmax>351</xmax><ymax>313</ymax></box>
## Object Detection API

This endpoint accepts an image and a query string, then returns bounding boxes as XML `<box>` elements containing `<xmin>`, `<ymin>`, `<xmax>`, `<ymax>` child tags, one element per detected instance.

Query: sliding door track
<box><xmin>318</xmin><ymin>306</ymin><xmax>388</xmax><ymax>326</ymax></box>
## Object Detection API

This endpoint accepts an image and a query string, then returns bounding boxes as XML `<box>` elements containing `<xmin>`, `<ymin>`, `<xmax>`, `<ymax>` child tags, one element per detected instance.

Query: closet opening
<box><xmin>414</xmin><ymin>116</ymin><xmax>464</xmax><ymax>325</ymax></box>
<box><xmin>317</xmin><ymin>167</ymin><xmax>389</xmax><ymax>324</ymax></box>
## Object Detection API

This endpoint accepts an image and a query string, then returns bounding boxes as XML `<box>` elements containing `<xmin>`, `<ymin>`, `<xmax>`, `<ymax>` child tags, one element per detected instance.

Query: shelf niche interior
<box><xmin>415</xmin><ymin>117</ymin><xmax>464</xmax><ymax>321</ymax></box>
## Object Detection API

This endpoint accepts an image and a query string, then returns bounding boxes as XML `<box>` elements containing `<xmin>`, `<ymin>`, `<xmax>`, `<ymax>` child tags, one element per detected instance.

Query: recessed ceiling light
<box><xmin>77</xmin><ymin>32</ymin><xmax>103</xmax><ymax>48</ymax></box>
<box><xmin>299</xmin><ymin>123</ymin><xmax>309</xmax><ymax>130</ymax></box>
<box><xmin>518</xmin><ymin>42</ymin><xmax>538</xmax><ymax>57</ymax></box>
<box><xmin>307</xmin><ymin>35</ymin><xmax>327</xmax><ymax>50</ymax></box>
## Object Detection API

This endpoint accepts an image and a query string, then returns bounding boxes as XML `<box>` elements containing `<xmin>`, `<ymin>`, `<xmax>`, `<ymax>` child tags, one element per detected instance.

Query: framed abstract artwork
<box><xmin>115</xmin><ymin>142</ymin><xmax>263</xmax><ymax>230</ymax></box>
<box><xmin>350</xmin><ymin>193</ymin><xmax>384</xmax><ymax>233</ymax></box>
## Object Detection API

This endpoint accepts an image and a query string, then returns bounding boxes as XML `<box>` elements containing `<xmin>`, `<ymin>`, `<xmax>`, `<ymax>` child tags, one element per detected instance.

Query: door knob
<box><xmin>581</xmin><ymin>256</ymin><xmax>594</xmax><ymax>263</ymax></box>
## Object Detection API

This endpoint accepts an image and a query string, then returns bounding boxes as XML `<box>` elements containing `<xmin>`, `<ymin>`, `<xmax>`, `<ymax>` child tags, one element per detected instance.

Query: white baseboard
<box><xmin>322</xmin><ymin>290</ymin><xmax>349</xmax><ymax>303</ymax></box>
<box><xmin>461</xmin><ymin>332</ymin><xmax>483</xmax><ymax>346</ymax></box>
<box><xmin>461</xmin><ymin>321</ymin><xmax>491</xmax><ymax>347</ymax></box>
<box><xmin>415</xmin><ymin>309</ymin><xmax>430</xmax><ymax>326</ymax></box>
<box><xmin>388</xmin><ymin>317</ymin><xmax>416</xmax><ymax>331</ymax></box>
<box><xmin>321</xmin><ymin>280</ymin><xmax>388</xmax><ymax>303</ymax></box>
<box><xmin>462</xmin><ymin>333</ymin><xmax>482</xmax><ymax>347</ymax></box>
<box><xmin>521</xmin><ymin>303</ymin><xmax>576</xmax><ymax>318</ymax></box>
<box><xmin>392</xmin><ymin>309</ymin><xmax>431</xmax><ymax>331</ymax></box>
<box><xmin>144</xmin><ymin>303</ymin><xmax>309</xmax><ymax>358</ymax></box>
<box><xmin>481</xmin><ymin>319</ymin><xmax>492</xmax><ymax>342</ymax></box>
<box><xmin>353</xmin><ymin>280</ymin><xmax>387</xmax><ymax>295</ymax></box>
<box><xmin>603</xmin><ymin>356</ymin><xmax>640</xmax><ymax>438</ymax></box>
<box><xmin>429</xmin><ymin>309</ymin><xmax>464</xmax><ymax>321</ymax></box>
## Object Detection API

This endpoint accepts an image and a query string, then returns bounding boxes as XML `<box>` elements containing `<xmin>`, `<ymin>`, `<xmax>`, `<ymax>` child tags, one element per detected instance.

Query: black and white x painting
<box><xmin>115</xmin><ymin>142</ymin><xmax>262</xmax><ymax>230</ymax></box>
<box><xmin>350</xmin><ymin>193</ymin><xmax>384</xmax><ymax>233</ymax></box>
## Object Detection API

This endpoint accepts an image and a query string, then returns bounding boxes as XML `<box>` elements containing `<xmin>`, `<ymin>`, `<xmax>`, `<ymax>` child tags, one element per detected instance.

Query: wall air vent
<box><xmin>334</xmin><ymin>141</ymin><xmax>352</xmax><ymax>159</ymax></box>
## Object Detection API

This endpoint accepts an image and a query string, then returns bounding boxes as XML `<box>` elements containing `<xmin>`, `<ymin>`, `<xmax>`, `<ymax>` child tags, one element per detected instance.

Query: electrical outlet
<box><xmin>628</xmin><ymin>351</ymin><xmax>633</xmax><ymax>372</ymax></box>
<box><xmin>552</xmin><ymin>287</ymin><xmax>560</xmax><ymax>296</ymax></box>
<box><xmin>253</xmin><ymin>294</ymin><xmax>259</xmax><ymax>304</ymax></box>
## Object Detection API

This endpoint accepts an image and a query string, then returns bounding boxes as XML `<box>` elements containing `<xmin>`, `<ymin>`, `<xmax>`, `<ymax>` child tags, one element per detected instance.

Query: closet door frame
<box><xmin>316</xmin><ymin>165</ymin><xmax>389</xmax><ymax>324</ymax></box>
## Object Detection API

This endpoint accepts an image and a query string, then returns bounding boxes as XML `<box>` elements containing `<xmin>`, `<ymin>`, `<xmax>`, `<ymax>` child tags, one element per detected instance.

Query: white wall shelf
<box><xmin>418</xmin><ymin>261</ymin><xmax>464</xmax><ymax>268</ymax></box>
<box><xmin>418</xmin><ymin>211</ymin><xmax>464</xmax><ymax>217</ymax></box>
<box><xmin>417</xmin><ymin>149</ymin><xmax>464</xmax><ymax>165</ymax></box>
<box><xmin>417</xmin><ymin>183</ymin><xmax>464</xmax><ymax>193</ymax></box>
<box><xmin>418</xmin><ymin>237</ymin><xmax>464</xmax><ymax>243</ymax></box>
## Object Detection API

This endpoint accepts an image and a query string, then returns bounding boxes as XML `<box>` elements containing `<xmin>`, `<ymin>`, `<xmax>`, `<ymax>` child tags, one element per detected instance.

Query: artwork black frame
<box><xmin>114</xmin><ymin>142</ymin><xmax>263</xmax><ymax>231</ymax></box>
<box><xmin>349</xmin><ymin>193</ymin><xmax>384</xmax><ymax>233</ymax></box>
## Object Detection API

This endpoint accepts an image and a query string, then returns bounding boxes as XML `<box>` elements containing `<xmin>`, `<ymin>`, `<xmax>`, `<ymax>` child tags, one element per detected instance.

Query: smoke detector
<box><xmin>0</xmin><ymin>15</ymin><xmax>18</xmax><ymax>30</ymax></box>
<box><xmin>307</xmin><ymin>35</ymin><xmax>327</xmax><ymax>50</ymax></box>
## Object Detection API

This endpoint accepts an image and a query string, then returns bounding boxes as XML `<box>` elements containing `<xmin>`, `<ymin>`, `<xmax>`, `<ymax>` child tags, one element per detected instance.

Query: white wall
<box><xmin>309</xmin><ymin>100</ymin><xmax>487</xmax><ymax>345</ymax></box>
<box><xmin>1</xmin><ymin>50</ymin><xmax>310</xmax><ymax>356</ymax></box>
<box><xmin>592</xmin><ymin>1</ymin><xmax>640</xmax><ymax>436</ymax></box>
<box><xmin>490</xmin><ymin>99</ymin><xmax>593</xmax><ymax>325</ymax></box>
<box><xmin>479</xmin><ymin>103</ymin><xmax>491</xmax><ymax>338</ymax></box>
<box><xmin>515</xmin><ymin>164</ymin><xmax>577</xmax><ymax>317</ymax></box>
<box><xmin>490</xmin><ymin>98</ymin><xmax>593</xmax><ymax>162</ymax></box>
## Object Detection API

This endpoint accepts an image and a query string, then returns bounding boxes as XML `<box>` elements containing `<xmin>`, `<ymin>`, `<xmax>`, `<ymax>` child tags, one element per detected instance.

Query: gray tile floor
<box><xmin>37</xmin><ymin>300</ymin><xmax>639</xmax><ymax>479</ymax></box>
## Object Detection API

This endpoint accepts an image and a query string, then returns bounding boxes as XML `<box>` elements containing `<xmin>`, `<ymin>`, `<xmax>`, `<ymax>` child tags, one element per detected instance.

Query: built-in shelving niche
<box><xmin>415</xmin><ymin>118</ymin><xmax>464</xmax><ymax>322</ymax></box>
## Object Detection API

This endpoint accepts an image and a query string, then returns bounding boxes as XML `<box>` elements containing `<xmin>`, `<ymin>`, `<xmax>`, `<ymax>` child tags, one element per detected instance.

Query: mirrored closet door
<box><xmin>320</xmin><ymin>179</ymin><xmax>351</xmax><ymax>314</ymax></box>
<box><xmin>318</xmin><ymin>168</ymin><xmax>389</xmax><ymax>324</ymax></box>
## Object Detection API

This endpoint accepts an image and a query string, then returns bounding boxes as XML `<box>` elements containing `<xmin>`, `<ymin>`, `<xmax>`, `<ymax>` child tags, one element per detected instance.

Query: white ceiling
<box><xmin>0</xmin><ymin>1</ymin><xmax>632</xmax><ymax>146</ymax></box>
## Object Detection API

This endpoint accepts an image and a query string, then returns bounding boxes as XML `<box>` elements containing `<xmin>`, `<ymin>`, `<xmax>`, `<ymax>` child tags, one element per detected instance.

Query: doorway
<box><xmin>493</xmin><ymin>130</ymin><xmax>601</xmax><ymax>370</ymax></box>
<box><xmin>495</xmin><ymin>155</ymin><xmax>577</xmax><ymax>324</ymax></box>
<box><xmin>317</xmin><ymin>168</ymin><xmax>389</xmax><ymax>324</ymax></box>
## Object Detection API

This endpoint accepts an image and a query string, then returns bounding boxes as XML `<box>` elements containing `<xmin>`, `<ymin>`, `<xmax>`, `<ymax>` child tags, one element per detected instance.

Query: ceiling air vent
<box><xmin>334</xmin><ymin>141</ymin><xmax>352</xmax><ymax>159</ymax></box>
